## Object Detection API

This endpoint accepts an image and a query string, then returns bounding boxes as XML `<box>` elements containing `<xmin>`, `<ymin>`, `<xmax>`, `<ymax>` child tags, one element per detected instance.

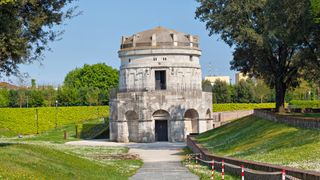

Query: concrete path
<box><xmin>66</xmin><ymin>140</ymin><xmax>198</xmax><ymax>180</ymax></box>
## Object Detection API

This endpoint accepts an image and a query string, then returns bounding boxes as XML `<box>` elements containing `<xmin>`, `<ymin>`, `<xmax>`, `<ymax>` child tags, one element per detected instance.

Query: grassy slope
<box><xmin>196</xmin><ymin>115</ymin><xmax>320</xmax><ymax>171</ymax></box>
<box><xmin>0</xmin><ymin>143</ymin><xmax>131</xmax><ymax>180</ymax></box>
<box><xmin>16</xmin><ymin>118</ymin><xmax>106</xmax><ymax>143</ymax></box>
<box><xmin>0</xmin><ymin>119</ymin><xmax>142</xmax><ymax>179</ymax></box>
<box><xmin>0</xmin><ymin>106</ymin><xmax>109</xmax><ymax>135</ymax></box>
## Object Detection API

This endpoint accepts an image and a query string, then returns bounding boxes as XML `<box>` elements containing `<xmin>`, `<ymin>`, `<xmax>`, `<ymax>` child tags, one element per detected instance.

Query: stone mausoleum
<box><xmin>109</xmin><ymin>27</ymin><xmax>213</xmax><ymax>143</ymax></box>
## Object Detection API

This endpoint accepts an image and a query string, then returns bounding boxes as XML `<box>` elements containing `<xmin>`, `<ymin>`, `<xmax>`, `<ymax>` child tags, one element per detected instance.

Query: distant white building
<box><xmin>204</xmin><ymin>76</ymin><xmax>230</xmax><ymax>85</ymax></box>
<box><xmin>109</xmin><ymin>27</ymin><xmax>214</xmax><ymax>143</ymax></box>
<box><xmin>235</xmin><ymin>72</ymin><xmax>249</xmax><ymax>84</ymax></box>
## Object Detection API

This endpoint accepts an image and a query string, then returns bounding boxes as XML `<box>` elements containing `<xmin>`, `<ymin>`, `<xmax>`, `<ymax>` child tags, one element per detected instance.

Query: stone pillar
<box><xmin>151</xmin><ymin>34</ymin><xmax>157</xmax><ymax>46</ymax></box>
<box><xmin>133</xmin><ymin>34</ymin><xmax>137</xmax><ymax>47</ymax></box>
<box><xmin>171</xmin><ymin>33</ymin><xmax>178</xmax><ymax>46</ymax></box>
<box><xmin>117</xmin><ymin>121</ymin><xmax>129</xmax><ymax>143</ymax></box>
<box><xmin>188</xmin><ymin>35</ymin><xmax>193</xmax><ymax>47</ymax></box>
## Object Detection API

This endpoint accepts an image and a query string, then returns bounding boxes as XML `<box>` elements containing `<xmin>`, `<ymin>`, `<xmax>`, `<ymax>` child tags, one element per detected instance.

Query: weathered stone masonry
<box><xmin>109</xmin><ymin>27</ymin><xmax>213</xmax><ymax>142</ymax></box>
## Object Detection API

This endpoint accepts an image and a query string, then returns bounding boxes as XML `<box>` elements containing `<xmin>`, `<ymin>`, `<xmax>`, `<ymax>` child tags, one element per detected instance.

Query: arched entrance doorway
<box><xmin>152</xmin><ymin>110</ymin><xmax>169</xmax><ymax>141</ymax></box>
<box><xmin>184</xmin><ymin>109</ymin><xmax>199</xmax><ymax>133</ymax></box>
<box><xmin>125</xmin><ymin>110</ymin><xmax>139</xmax><ymax>142</ymax></box>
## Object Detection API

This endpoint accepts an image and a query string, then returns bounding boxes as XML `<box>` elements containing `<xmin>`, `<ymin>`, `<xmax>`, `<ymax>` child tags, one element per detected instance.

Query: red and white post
<box><xmin>282</xmin><ymin>169</ymin><xmax>286</xmax><ymax>180</ymax></box>
<box><xmin>221</xmin><ymin>160</ymin><xmax>225</xmax><ymax>180</ymax></box>
<box><xmin>211</xmin><ymin>159</ymin><xmax>214</xmax><ymax>180</ymax></box>
<box><xmin>241</xmin><ymin>165</ymin><xmax>245</xmax><ymax>180</ymax></box>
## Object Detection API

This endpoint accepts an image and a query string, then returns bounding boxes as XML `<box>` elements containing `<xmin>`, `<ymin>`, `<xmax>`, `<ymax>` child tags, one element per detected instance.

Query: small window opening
<box><xmin>155</xmin><ymin>70</ymin><xmax>166</xmax><ymax>90</ymax></box>
<box><xmin>129</xmin><ymin>58</ymin><xmax>131</xmax><ymax>63</ymax></box>
<box><xmin>163</xmin><ymin>57</ymin><xmax>167</xmax><ymax>61</ymax></box>
<box><xmin>153</xmin><ymin>57</ymin><xmax>157</xmax><ymax>61</ymax></box>
<box><xmin>189</xmin><ymin>56</ymin><xmax>193</xmax><ymax>61</ymax></box>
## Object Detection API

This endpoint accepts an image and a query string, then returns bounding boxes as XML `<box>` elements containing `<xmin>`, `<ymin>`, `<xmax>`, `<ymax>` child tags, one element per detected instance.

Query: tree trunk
<box><xmin>275</xmin><ymin>81</ymin><xmax>286</xmax><ymax>113</ymax></box>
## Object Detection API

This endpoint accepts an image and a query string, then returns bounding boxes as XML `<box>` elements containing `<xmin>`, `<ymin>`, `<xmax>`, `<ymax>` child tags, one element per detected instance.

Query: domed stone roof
<box><xmin>120</xmin><ymin>26</ymin><xmax>199</xmax><ymax>50</ymax></box>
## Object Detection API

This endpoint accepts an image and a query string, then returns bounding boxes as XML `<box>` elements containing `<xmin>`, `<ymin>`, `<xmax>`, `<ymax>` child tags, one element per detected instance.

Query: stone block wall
<box><xmin>254</xmin><ymin>109</ymin><xmax>320</xmax><ymax>129</ymax></box>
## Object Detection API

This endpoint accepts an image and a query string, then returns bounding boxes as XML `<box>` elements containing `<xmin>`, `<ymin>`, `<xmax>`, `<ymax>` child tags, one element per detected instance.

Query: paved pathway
<box><xmin>66</xmin><ymin>140</ymin><xmax>198</xmax><ymax>180</ymax></box>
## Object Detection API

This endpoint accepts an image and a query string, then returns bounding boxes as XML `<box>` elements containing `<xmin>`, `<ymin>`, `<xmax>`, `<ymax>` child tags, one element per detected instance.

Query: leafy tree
<box><xmin>63</xmin><ymin>63</ymin><xmax>119</xmax><ymax>104</ymax></box>
<box><xmin>8</xmin><ymin>90</ymin><xmax>18</xmax><ymax>107</ymax></box>
<box><xmin>29</xmin><ymin>90</ymin><xmax>44</xmax><ymax>107</ymax></box>
<box><xmin>0</xmin><ymin>89</ymin><xmax>9</xmax><ymax>107</ymax></box>
<box><xmin>31</xmin><ymin>79</ymin><xmax>36</xmax><ymax>89</ymax></box>
<box><xmin>0</xmin><ymin>0</ymin><xmax>76</xmax><ymax>77</ymax></box>
<box><xmin>17</xmin><ymin>89</ymin><xmax>26</xmax><ymax>108</ymax></box>
<box><xmin>196</xmin><ymin>0</ymin><xmax>319</xmax><ymax>112</ymax></box>
<box><xmin>212</xmin><ymin>80</ymin><xmax>230</xmax><ymax>103</ymax></box>
<box><xmin>311</xmin><ymin>0</ymin><xmax>320</xmax><ymax>23</ymax></box>
<box><xmin>234</xmin><ymin>80</ymin><xmax>254</xmax><ymax>103</ymax></box>
<box><xmin>202</xmin><ymin>79</ymin><xmax>212</xmax><ymax>92</ymax></box>
<box><xmin>254</xmin><ymin>79</ymin><xmax>272</xmax><ymax>103</ymax></box>
<box><xmin>57</xmin><ymin>86</ymin><xmax>79</xmax><ymax>106</ymax></box>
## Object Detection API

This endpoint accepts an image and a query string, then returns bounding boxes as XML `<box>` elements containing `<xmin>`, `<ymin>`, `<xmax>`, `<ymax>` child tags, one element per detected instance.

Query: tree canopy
<box><xmin>311</xmin><ymin>0</ymin><xmax>320</xmax><ymax>23</ymax></box>
<box><xmin>196</xmin><ymin>0</ymin><xmax>320</xmax><ymax>111</ymax></box>
<box><xmin>0</xmin><ymin>0</ymin><xmax>76</xmax><ymax>77</ymax></box>
<box><xmin>62</xmin><ymin>63</ymin><xmax>119</xmax><ymax>105</ymax></box>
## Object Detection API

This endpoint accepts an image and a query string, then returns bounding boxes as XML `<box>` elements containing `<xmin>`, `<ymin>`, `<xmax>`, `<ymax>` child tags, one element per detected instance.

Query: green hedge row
<box><xmin>212</xmin><ymin>103</ymin><xmax>275</xmax><ymax>112</ymax></box>
<box><xmin>0</xmin><ymin>106</ymin><xmax>109</xmax><ymax>135</ymax></box>
<box><xmin>289</xmin><ymin>100</ymin><xmax>320</xmax><ymax>108</ymax></box>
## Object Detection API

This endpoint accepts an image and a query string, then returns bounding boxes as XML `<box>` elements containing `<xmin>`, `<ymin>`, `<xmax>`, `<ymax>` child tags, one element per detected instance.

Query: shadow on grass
<box><xmin>0</xmin><ymin>143</ymin><xmax>13</xmax><ymax>147</ymax></box>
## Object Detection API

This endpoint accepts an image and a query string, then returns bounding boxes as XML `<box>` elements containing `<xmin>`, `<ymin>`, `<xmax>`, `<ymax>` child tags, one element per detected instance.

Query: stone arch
<box><xmin>125</xmin><ymin>110</ymin><xmax>139</xmax><ymax>142</ymax></box>
<box><xmin>184</xmin><ymin>109</ymin><xmax>199</xmax><ymax>133</ymax></box>
<box><xmin>152</xmin><ymin>109</ymin><xmax>170</xmax><ymax>120</ymax></box>
<box><xmin>153</xmin><ymin>110</ymin><xmax>170</xmax><ymax>141</ymax></box>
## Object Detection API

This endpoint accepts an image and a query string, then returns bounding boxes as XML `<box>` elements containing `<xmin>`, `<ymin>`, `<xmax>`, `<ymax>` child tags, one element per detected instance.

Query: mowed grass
<box><xmin>0</xmin><ymin>106</ymin><xmax>109</xmax><ymax>136</ymax></box>
<box><xmin>0</xmin><ymin>143</ymin><xmax>140</xmax><ymax>180</ymax></box>
<box><xmin>16</xmin><ymin>118</ymin><xmax>106</xmax><ymax>143</ymax></box>
<box><xmin>196</xmin><ymin>115</ymin><xmax>320</xmax><ymax>171</ymax></box>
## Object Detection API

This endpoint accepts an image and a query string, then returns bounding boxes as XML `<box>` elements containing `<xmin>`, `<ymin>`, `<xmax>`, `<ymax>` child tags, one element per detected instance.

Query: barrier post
<box><xmin>282</xmin><ymin>169</ymin><xmax>286</xmax><ymax>180</ymax></box>
<box><xmin>211</xmin><ymin>159</ymin><xmax>214</xmax><ymax>180</ymax></box>
<box><xmin>241</xmin><ymin>165</ymin><xmax>244</xmax><ymax>180</ymax></box>
<box><xmin>222</xmin><ymin>160</ymin><xmax>225</xmax><ymax>180</ymax></box>
<box><xmin>195</xmin><ymin>156</ymin><xmax>198</xmax><ymax>164</ymax></box>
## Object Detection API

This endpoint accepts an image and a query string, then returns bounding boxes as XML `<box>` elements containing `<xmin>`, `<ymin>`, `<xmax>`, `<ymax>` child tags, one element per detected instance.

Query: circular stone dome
<box><xmin>120</xmin><ymin>26</ymin><xmax>199</xmax><ymax>50</ymax></box>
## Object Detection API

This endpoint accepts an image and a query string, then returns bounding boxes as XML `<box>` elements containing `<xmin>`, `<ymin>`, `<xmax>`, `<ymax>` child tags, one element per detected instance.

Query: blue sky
<box><xmin>15</xmin><ymin>0</ymin><xmax>235</xmax><ymax>86</ymax></box>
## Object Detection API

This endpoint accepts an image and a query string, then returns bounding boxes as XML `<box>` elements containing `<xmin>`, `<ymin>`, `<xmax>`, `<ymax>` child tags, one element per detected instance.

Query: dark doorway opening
<box><xmin>155</xmin><ymin>70</ymin><xmax>166</xmax><ymax>90</ymax></box>
<box><xmin>155</xmin><ymin>120</ymin><xmax>168</xmax><ymax>141</ymax></box>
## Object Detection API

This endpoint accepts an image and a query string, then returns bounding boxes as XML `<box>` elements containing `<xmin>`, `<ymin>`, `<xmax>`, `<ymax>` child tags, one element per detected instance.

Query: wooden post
<box><xmin>64</xmin><ymin>130</ymin><xmax>68</xmax><ymax>140</ymax></box>
<box><xmin>75</xmin><ymin>125</ymin><xmax>79</xmax><ymax>138</ymax></box>
<box><xmin>36</xmin><ymin>109</ymin><xmax>39</xmax><ymax>134</ymax></box>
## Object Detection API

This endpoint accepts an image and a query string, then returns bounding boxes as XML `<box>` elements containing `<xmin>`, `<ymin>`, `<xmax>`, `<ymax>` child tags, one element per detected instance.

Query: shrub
<box><xmin>289</xmin><ymin>100</ymin><xmax>320</xmax><ymax>108</ymax></box>
<box><xmin>213</xmin><ymin>103</ymin><xmax>275</xmax><ymax>112</ymax></box>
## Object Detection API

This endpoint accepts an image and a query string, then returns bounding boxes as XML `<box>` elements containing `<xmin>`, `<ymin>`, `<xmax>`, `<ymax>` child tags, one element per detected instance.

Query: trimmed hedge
<box><xmin>212</xmin><ymin>103</ymin><xmax>275</xmax><ymax>112</ymax></box>
<box><xmin>289</xmin><ymin>100</ymin><xmax>320</xmax><ymax>108</ymax></box>
<box><xmin>0</xmin><ymin>106</ymin><xmax>109</xmax><ymax>135</ymax></box>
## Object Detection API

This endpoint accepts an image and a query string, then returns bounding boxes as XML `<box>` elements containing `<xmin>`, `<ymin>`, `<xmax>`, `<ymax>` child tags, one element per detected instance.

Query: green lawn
<box><xmin>0</xmin><ymin>143</ymin><xmax>142</xmax><ymax>179</ymax></box>
<box><xmin>0</xmin><ymin>106</ymin><xmax>109</xmax><ymax>135</ymax></box>
<box><xmin>14</xmin><ymin>118</ymin><xmax>107</xmax><ymax>143</ymax></box>
<box><xmin>0</xmin><ymin>118</ymin><xmax>142</xmax><ymax>179</ymax></box>
<box><xmin>196</xmin><ymin>115</ymin><xmax>320</xmax><ymax>171</ymax></box>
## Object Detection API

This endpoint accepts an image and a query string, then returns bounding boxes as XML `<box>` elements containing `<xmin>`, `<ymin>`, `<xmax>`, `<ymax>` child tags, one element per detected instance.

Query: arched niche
<box><xmin>125</xmin><ymin>110</ymin><xmax>139</xmax><ymax>142</ymax></box>
<box><xmin>184</xmin><ymin>109</ymin><xmax>199</xmax><ymax>133</ymax></box>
